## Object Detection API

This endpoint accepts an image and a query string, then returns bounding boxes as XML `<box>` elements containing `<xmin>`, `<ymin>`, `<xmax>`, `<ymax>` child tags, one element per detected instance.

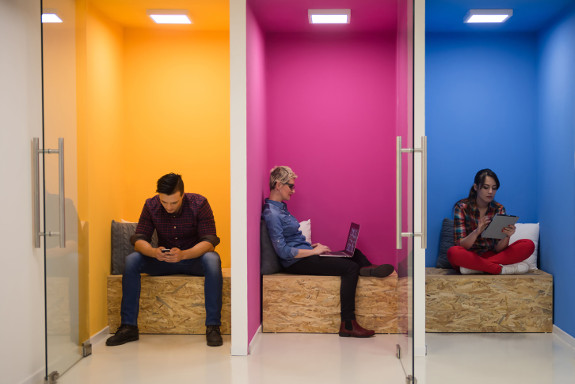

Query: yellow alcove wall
<box><xmin>77</xmin><ymin>3</ymin><xmax>230</xmax><ymax>338</ymax></box>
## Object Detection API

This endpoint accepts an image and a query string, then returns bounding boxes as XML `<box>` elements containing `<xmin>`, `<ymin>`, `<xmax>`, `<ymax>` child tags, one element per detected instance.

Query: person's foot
<box><xmin>106</xmin><ymin>324</ymin><xmax>139</xmax><ymax>346</ymax></box>
<box><xmin>500</xmin><ymin>262</ymin><xmax>530</xmax><ymax>275</ymax></box>
<box><xmin>206</xmin><ymin>325</ymin><xmax>223</xmax><ymax>347</ymax></box>
<box><xmin>359</xmin><ymin>264</ymin><xmax>395</xmax><ymax>278</ymax></box>
<box><xmin>338</xmin><ymin>320</ymin><xmax>375</xmax><ymax>338</ymax></box>
<box><xmin>459</xmin><ymin>267</ymin><xmax>483</xmax><ymax>274</ymax></box>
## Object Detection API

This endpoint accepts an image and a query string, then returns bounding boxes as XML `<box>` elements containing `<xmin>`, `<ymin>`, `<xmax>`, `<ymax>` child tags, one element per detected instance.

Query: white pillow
<box><xmin>509</xmin><ymin>223</ymin><xmax>539</xmax><ymax>270</ymax></box>
<box><xmin>299</xmin><ymin>219</ymin><xmax>312</xmax><ymax>244</ymax></box>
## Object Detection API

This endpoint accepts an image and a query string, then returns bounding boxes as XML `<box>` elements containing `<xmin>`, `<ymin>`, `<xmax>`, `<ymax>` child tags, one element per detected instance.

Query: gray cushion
<box><xmin>260</xmin><ymin>219</ymin><xmax>283</xmax><ymax>275</ymax></box>
<box><xmin>111</xmin><ymin>220</ymin><xmax>157</xmax><ymax>275</ymax></box>
<box><xmin>436</xmin><ymin>218</ymin><xmax>455</xmax><ymax>269</ymax></box>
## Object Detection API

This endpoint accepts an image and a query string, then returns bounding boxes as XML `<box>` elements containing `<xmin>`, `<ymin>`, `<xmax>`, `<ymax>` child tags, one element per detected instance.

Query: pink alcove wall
<box><xmin>265</xmin><ymin>32</ymin><xmax>398</xmax><ymax>266</ymax></box>
<box><xmin>246</xmin><ymin>7</ymin><xmax>267</xmax><ymax>341</ymax></box>
<box><xmin>246</xmin><ymin>4</ymin><xmax>411</xmax><ymax>344</ymax></box>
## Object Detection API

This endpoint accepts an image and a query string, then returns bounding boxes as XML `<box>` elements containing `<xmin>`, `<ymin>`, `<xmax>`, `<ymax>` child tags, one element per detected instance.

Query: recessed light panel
<box><xmin>42</xmin><ymin>12</ymin><xmax>63</xmax><ymax>23</ymax></box>
<box><xmin>147</xmin><ymin>9</ymin><xmax>192</xmax><ymax>24</ymax></box>
<box><xmin>308</xmin><ymin>9</ymin><xmax>351</xmax><ymax>24</ymax></box>
<box><xmin>465</xmin><ymin>9</ymin><xmax>513</xmax><ymax>23</ymax></box>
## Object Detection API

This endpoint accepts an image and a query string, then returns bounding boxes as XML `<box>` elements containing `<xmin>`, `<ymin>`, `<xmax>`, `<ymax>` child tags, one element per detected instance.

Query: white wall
<box><xmin>0</xmin><ymin>0</ymin><xmax>46</xmax><ymax>383</ymax></box>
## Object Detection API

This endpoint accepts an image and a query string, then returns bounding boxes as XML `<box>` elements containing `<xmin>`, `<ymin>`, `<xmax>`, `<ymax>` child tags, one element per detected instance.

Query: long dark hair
<box><xmin>454</xmin><ymin>168</ymin><xmax>500</xmax><ymax>210</ymax></box>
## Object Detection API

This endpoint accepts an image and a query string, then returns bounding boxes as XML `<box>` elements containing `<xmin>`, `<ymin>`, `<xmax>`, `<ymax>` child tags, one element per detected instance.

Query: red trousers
<box><xmin>447</xmin><ymin>239</ymin><xmax>535</xmax><ymax>274</ymax></box>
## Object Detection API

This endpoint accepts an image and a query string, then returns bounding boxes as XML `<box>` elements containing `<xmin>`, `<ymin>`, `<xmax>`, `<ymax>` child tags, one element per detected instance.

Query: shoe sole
<box><xmin>106</xmin><ymin>336</ymin><xmax>139</xmax><ymax>347</ymax></box>
<box><xmin>338</xmin><ymin>332</ymin><xmax>375</xmax><ymax>338</ymax></box>
<box><xmin>207</xmin><ymin>340</ymin><xmax>223</xmax><ymax>347</ymax></box>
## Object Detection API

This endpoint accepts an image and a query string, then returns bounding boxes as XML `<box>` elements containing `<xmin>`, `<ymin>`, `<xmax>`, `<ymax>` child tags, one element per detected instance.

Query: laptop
<box><xmin>320</xmin><ymin>222</ymin><xmax>360</xmax><ymax>257</ymax></box>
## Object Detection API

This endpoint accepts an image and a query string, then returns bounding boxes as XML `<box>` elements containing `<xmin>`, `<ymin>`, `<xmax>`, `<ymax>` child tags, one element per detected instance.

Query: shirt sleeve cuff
<box><xmin>199</xmin><ymin>235</ymin><xmax>220</xmax><ymax>248</ymax></box>
<box><xmin>130</xmin><ymin>233</ymin><xmax>151</xmax><ymax>246</ymax></box>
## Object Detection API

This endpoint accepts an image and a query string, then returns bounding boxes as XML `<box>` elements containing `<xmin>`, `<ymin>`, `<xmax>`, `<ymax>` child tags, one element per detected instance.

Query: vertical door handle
<box><xmin>57</xmin><ymin>138</ymin><xmax>66</xmax><ymax>248</ymax></box>
<box><xmin>33</xmin><ymin>138</ymin><xmax>41</xmax><ymax>248</ymax></box>
<box><xmin>396</xmin><ymin>136</ymin><xmax>427</xmax><ymax>250</ymax></box>
<box><xmin>396</xmin><ymin>137</ymin><xmax>403</xmax><ymax>249</ymax></box>
<box><xmin>32</xmin><ymin>137</ymin><xmax>66</xmax><ymax>248</ymax></box>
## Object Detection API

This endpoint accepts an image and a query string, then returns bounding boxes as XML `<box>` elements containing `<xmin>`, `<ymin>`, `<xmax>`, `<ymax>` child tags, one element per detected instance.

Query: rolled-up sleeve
<box><xmin>453</xmin><ymin>203</ymin><xmax>467</xmax><ymax>246</ymax></box>
<box><xmin>131</xmin><ymin>204</ymin><xmax>155</xmax><ymax>246</ymax></box>
<box><xmin>262</xmin><ymin>209</ymin><xmax>299</xmax><ymax>264</ymax></box>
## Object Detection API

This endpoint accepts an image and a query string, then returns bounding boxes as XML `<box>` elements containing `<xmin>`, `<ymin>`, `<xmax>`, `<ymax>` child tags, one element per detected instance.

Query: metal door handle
<box><xmin>32</xmin><ymin>137</ymin><xmax>66</xmax><ymax>248</ymax></box>
<box><xmin>396</xmin><ymin>136</ymin><xmax>427</xmax><ymax>250</ymax></box>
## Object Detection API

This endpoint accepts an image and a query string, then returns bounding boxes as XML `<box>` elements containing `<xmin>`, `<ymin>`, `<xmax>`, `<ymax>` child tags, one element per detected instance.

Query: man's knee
<box><xmin>201</xmin><ymin>251</ymin><xmax>222</xmax><ymax>271</ymax></box>
<box><xmin>124</xmin><ymin>252</ymin><xmax>145</xmax><ymax>274</ymax></box>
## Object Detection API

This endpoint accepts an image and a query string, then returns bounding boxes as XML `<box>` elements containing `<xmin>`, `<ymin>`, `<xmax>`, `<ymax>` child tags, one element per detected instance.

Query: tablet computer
<box><xmin>481</xmin><ymin>214</ymin><xmax>519</xmax><ymax>239</ymax></box>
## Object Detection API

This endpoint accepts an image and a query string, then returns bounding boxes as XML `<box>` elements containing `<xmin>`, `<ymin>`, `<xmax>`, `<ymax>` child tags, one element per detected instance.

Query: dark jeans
<box><xmin>283</xmin><ymin>249</ymin><xmax>372</xmax><ymax>321</ymax></box>
<box><xmin>121</xmin><ymin>251</ymin><xmax>223</xmax><ymax>326</ymax></box>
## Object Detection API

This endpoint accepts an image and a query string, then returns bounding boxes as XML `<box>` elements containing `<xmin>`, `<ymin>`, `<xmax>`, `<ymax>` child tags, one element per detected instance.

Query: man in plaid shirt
<box><xmin>106</xmin><ymin>173</ymin><xmax>223</xmax><ymax>347</ymax></box>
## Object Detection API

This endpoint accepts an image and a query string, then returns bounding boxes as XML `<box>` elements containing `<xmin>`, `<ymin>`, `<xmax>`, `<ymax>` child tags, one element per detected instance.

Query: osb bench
<box><xmin>262</xmin><ymin>272</ymin><xmax>402</xmax><ymax>334</ymax></box>
<box><xmin>425</xmin><ymin>267</ymin><xmax>553</xmax><ymax>333</ymax></box>
<box><xmin>107</xmin><ymin>268</ymin><xmax>231</xmax><ymax>335</ymax></box>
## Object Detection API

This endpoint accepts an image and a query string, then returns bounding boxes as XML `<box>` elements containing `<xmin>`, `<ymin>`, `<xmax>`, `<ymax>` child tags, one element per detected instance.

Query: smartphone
<box><xmin>161</xmin><ymin>248</ymin><xmax>170</xmax><ymax>253</ymax></box>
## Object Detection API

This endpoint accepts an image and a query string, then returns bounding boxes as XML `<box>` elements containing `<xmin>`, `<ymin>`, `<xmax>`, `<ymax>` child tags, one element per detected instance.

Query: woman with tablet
<box><xmin>447</xmin><ymin>169</ymin><xmax>535</xmax><ymax>275</ymax></box>
<box><xmin>262</xmin><ymin>166</ymin><xmax>394</xmax><ymax>338</ymax></box>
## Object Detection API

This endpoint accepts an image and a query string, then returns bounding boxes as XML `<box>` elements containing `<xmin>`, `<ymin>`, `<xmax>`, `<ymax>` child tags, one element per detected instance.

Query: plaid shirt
<box><xmin>453</xmin><ymin>199</ymin><xmax>505</xmax><ymax>254</ymax></box>
<box><xmin>131</xmin><ymin>193</ymin><xmax>220</xmax><ymax>250</ymax></box>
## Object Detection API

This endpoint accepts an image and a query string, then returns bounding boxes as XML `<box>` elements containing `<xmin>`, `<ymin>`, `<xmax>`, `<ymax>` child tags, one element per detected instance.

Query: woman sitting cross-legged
<box><xmin>447</xmin><ymin>168</ymin><xmax>534</xmax><ymax>275</ymax></box>
<box><xmin>262</xmin><ymin>166</ymin><xmax>394</xmax><ymax>338</ymax></box>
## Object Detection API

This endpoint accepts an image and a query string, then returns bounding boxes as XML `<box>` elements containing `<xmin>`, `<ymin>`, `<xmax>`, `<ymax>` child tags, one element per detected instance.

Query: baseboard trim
<box><xmin>89</xmin><ymin>326</ymin><xmax>110</xmax><ymax>346</ymax></box>
<box><xmin>248</xmin><ymin>325</ymin><xmax>263</xmax><ymax>354</ymax></box>
<box><xmin>553</xmin><ymin>325</ymin><xmax>575</xmax><ymax>350</ymax></box>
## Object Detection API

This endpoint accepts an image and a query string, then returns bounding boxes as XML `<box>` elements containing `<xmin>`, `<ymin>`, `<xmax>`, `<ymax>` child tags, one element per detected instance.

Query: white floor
<box><xmin>58</xmin><ymin>332</ymin><xmax>575</xmax><ymax>384</ymax></box>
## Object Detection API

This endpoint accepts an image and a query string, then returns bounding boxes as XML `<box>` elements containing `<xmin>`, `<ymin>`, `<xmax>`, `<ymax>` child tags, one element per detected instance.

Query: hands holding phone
<box><xmin>156</xmin><ymin>247</ymin><xmax>184</xmax><ymax>262</ymax></box>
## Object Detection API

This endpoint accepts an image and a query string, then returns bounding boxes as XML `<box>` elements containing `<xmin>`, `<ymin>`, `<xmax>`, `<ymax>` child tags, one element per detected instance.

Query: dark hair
<box><xmin>156</xmin><ymin>173</ymin><xmax>184</xmax><ymax>195</ymax></box>
<box><xmin>467</xmin><ymin>168</ymin><xmax>500</xmax><ymax>200</ymax></box>
<box><xmin>454</xmin><ymin>168</ymin><xmax>500</xmax><ymax>212</ymax></box>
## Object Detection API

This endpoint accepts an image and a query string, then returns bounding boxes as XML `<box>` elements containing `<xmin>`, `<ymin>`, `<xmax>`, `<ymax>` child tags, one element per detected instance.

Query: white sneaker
<box><xmin>459</xmin><ymin>266</ymin><xmax>483</xmax><ymax>274</ymax></box>
<box><xmin>500</xmin><ymin>262</ymin><xmax>530</xmax><ymax>275</ymax></box>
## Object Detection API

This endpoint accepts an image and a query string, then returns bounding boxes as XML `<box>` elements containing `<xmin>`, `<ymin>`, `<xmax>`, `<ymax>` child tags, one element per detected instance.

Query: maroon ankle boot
<box><xmin>338</xmin><ymin>320</ymin><xmax>375</xmax><ymax>338</ymax></box>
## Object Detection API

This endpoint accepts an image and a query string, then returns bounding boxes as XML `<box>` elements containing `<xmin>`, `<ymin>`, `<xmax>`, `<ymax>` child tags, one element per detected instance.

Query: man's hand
<box><xmin>163</xmin><ymin>248</ymin><xmax>185</xmax><ymax>263</ymax></box>
<box><xmin>155</xmin><ymin>247</ymin><xmax>170</xmax><ymax>261</ymax></box>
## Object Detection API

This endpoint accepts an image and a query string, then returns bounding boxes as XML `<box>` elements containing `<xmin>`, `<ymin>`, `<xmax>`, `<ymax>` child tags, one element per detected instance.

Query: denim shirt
<box><xmin>262</xmin><ymin>199</ymin><xmax>312</xmax><ymax>268</ymax></box>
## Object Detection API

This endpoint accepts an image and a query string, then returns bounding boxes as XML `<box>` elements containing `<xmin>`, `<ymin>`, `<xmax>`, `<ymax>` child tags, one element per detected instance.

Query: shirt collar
<box><xmin>265</xmin><ymin>198</ymin><xmax>287</xmax><ymax>210</ymax></box>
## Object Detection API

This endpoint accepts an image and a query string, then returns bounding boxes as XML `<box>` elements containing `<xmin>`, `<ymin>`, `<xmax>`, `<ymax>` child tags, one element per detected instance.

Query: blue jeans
<box><xmin>121</xmin><ymin>251</ymin><xmax>223</xmax><ymax>326</ymax></box>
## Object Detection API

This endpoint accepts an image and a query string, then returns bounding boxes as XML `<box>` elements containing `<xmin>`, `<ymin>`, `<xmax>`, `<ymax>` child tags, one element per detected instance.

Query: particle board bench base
<box><xmin>262</xmin><ymin>272</ymin><xmax>403</xmax><ymax>334</ymax></box>
<box><xmin>425</xmin><ymin>267</ymin><xmax>553</xmax><ymax>333</ymax></box>
<box><xmin>107</xmin><ymin>268</ymin><xmax>231</xmax><ymax>335</ymax></box>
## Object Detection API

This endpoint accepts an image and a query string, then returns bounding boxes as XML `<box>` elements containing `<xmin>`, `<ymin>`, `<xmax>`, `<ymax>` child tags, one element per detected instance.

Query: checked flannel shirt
<box><xmin>131</xmin><ymin>193</ymin><xmax>220</xmax><ymax>250</ymax></box>
<box><xmin>453</xmin><ymin>199</ymin><xmax>505</xmax><ymax>255</ymax></box>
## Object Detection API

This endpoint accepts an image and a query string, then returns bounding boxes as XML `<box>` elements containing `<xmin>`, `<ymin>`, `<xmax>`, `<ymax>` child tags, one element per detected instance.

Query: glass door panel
<box><xmin>42</xmin><ymin>0</ymin><xmax>82</xmax><ymax>379</ymax></box>
<box><xmin>396</xmin><ymin>0</ymin><xmax>415</xmax><ymax>381</ymax></box>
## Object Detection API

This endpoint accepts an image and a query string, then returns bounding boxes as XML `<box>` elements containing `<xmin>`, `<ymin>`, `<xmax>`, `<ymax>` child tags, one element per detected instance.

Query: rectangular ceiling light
<box><xmin>42</xmin><ymin>9</ymin><xmax>63</xmax><ymax>23</ymax></box>
<box><xmin>464</xmin><ymin>9</ymin><xmax>513</xmax><ymax>23</ymax></box>
<box><xmin>147</xmin><ymin>9</ymin><xmax>192</xmax><ymax>24</ymax></box>
<box><xmin>308</xmin><ymin>9</ymin><xmax>351</xmax><ymax>24</ymax></box>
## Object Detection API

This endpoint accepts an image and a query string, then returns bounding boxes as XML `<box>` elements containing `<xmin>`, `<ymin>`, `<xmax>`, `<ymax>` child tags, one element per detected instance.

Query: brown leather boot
<box><xmin>338</xmin><ymin>320</ymin><xmax>375</xmax><ymax>338</ymax></box>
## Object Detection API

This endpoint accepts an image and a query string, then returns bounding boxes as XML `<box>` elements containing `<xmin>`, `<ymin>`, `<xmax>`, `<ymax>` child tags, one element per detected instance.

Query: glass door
<box><xmin>41</xmin><ymin>0</ymin><xmax>83</xmax><ymax>380</ymax></box>
<box><xmin>395</xmin><ymin>0</ymin><xmax>422</xmax><ymax>382</ymax></box>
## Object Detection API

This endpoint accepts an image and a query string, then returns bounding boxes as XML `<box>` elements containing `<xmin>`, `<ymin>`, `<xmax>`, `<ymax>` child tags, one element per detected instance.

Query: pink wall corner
<box><xmin>265</xmin><ymin>32</ymin><xmax>398</xmax><ymax>266</ymax></box>
<box><xmin>246</xmin><ymin>6</ymin><xmax>267</xmax><ymax>342</ymax></box>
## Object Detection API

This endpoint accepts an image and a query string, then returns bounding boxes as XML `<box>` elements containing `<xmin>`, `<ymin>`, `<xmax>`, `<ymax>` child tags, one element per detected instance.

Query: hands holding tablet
<box><xmin>481</xmin><ymin>214</ymin><xmax>519</xmax><ymax>239</ymax></box>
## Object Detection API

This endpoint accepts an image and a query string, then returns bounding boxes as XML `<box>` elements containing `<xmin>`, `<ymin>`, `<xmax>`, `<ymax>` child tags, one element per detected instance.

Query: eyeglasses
<box><xmin>284</xmin><ymin>183</ymin><xmax>295</xmax><ymax>190</ymax></box>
